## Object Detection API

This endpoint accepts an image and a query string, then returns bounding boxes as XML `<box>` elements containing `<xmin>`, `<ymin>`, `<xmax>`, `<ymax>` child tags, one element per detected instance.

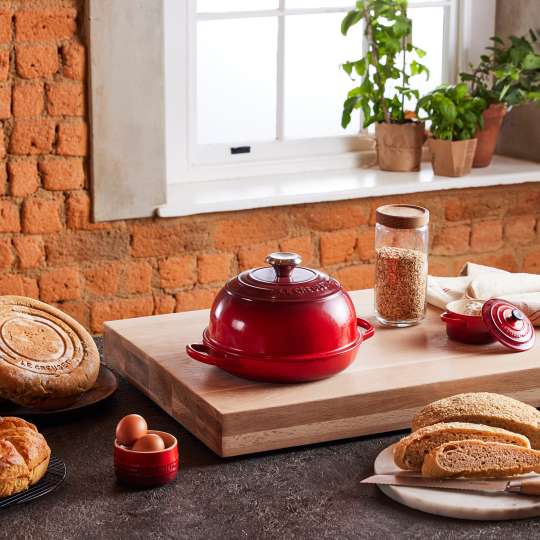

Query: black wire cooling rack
<box><xmin>0</xmin><ymin>455</ymin><xmax>66</xmax><ymax>509</ymax></box>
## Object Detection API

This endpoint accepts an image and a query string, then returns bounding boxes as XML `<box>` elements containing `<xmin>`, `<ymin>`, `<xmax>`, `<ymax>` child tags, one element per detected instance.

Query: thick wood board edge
<box><xmin>104</xmin><ymin>327</ymin><xmax>225</xmax><ymax>456</ymax></box>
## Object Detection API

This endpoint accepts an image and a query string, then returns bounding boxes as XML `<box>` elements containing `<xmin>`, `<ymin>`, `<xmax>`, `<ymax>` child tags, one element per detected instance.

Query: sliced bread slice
<box><xmin>422</xmin><ymin>440</ymin><xmax>540</xmax><ymax>478</ymax></box>
<box><xmin>412</xmin><ymin>393</ymin><xmax>540</xmax><ymax>449</ymax></box>
<box><xmin>394</xmin><ymin>422</ymin><xmax>531</xmax><ymax>471</ymax></box>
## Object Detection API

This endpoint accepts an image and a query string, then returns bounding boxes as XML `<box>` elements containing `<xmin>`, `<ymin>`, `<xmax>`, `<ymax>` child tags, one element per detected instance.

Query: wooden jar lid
<box><xmin>0</xmin><ymin>296</ymin><xmax>99</xmax><ymax>409</ymax></box>
<box><xmin>376</xmin><ymin>204</ymin><xmax>429</xmax><ymax>229</ymax></box>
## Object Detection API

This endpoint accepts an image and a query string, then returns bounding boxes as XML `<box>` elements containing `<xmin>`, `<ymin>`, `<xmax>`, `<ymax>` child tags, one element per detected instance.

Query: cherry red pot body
<box><xmin>440</xmin><ymin>311</ymin><xmax>494</xmax><ymax>345</ymax></box>
<box><xmin>114</xmin><ymin>430</ymin><xmax>179</xmax><ymax>488</ymax></box>
<box><xmin>186</xmin><ymin>253</ymin><xmax>375</xmax><ymax>382</ymax></box>
<box><xmin>187</xmin><ymin>317</ymin><xmax>373</xmax><ymax>383</ymax></box>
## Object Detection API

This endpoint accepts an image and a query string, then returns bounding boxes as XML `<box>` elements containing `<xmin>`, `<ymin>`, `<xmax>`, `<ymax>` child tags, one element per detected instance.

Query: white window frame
<box><xmin>89</xmin><ymin>0</ymin><xmax>536</xmax><ymax>222</ymax></box>
<box><xmin>166</xmin><ymin>0</ymin><xmax>462</xmax><ymax>185</ymax></box>
<box><xmin>190</xmin><ymin>2</ymin><xmax>370</xmax><ymax>169</ymax></box>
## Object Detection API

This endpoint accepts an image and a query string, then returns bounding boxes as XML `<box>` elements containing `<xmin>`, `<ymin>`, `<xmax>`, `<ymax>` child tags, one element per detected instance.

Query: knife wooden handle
<box><xmin>508</xmin><ymin>477</ymin><xmax>540</xmax><ymax>496</ymax></box>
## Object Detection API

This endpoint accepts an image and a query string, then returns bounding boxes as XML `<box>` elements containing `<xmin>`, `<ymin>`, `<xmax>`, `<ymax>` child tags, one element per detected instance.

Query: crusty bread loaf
<box><xmin>394</xmin><ymin>422</ymin><xmax>531</xmax><ymax>471</ymax></box>
<box><xmin>412</xmin><ymin>393</ymin><xmax>540</xmax><ymax>449</ymax></box>
<box><xmin>0</xmin><ymin>440</ymin><xmax>29</xmax><ymax>497</ymax></box>
<box><xmin>0</xmin><ymin>416</ymin><xmax>50</xmax><ymax>497</ymax></box>
<box><xmin>422</xmin><ymin>439</ymin><xmax>540</xmax><ymax>478</ymax></box>
<box><xmin>1</xmin><ymin>428</ymin><xmax>50</xmax><ymax>485</ymax></box>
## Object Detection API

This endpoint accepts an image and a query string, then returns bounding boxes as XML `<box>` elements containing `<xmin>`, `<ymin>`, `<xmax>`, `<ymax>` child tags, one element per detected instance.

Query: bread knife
<box><xmin>361</xmin><ymin>474</ymin><xmax>540</xmax><ymax>495</ymax></box>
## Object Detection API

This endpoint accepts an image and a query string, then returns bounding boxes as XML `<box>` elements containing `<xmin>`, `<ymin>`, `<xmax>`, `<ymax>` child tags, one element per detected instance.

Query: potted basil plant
<box><xmin>460</xmin><ymin>30</ymin><xmax>540</xmax><ymax>167</ymax></box>
<box><xmin>416</xmin><ymin>84</ymin><xmax>486</xmax><ymax>177</ymax></box>
<box><xmin>341</xmin><ymin>0</ymin><xmax>429</xmax><ymax>172</ymax></box>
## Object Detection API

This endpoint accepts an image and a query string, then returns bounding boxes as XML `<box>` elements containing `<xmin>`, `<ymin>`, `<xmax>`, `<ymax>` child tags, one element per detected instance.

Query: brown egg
<box><xmin>132</xmin><ymin>433</ymin><xmax>166</xmax><ymax>452</ymax></box>
<box><xmin>115</xmin><ymin>414</ymin><xmax>148</xmax><ymax>446</ymax></box>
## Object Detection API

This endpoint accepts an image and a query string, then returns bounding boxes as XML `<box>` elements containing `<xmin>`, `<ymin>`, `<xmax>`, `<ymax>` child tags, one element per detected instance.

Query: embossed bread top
<box><xmin>412</xmin><ymin>393</ymin><xmax>540</xmax><ymax>449</ymax></box>
<box><xmin>393</xmin><ymin>421</ymin><xmax>531</xmax><ymax>471</ymax></box>
<box><xmin>0</xmin><ymin>296</ymin><xmax>99</xmax><ymax>409</ymax></box>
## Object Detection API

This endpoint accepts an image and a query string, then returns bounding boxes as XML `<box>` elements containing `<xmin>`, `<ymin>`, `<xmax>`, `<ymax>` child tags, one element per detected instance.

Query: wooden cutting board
<box><xmin>104</xmin><ymin>289</ymin><xmax>540</xmax><ymax>457</ymax></box>
<box><xmin>373</xmin><ymin>445</ymin><xmax>540</xmax><ymax>520</ymax></box>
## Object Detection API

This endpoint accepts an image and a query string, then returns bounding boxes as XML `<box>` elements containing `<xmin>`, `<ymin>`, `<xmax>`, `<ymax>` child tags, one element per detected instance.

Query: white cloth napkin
<box><xmin>427</xmin><ymin>262</ymin><xmax>540</xmax><ymax>325</ymax></box>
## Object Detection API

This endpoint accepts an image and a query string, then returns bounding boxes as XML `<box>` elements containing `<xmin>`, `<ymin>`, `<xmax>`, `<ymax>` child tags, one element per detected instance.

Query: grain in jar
<box><xmin>374</xmin><ymin>205</ymin><xmax>429</xmax><ymax>327</ymax></box>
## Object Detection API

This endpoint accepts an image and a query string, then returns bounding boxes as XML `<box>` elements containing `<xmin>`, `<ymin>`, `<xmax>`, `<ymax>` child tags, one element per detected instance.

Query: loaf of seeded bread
<box><xmin>422</xmin><ymin>439</ymin><xmax>540</xmax><ymax>478</ymax></box>
<box><xmin>412</xmin><ymin>393</ymin><xmax>540</xmax><ymax>449</ymax></box>
<box><xmin>394</xmin><ymin>422</ymin><xmax>531</xmax><ymax>471</ymax></box>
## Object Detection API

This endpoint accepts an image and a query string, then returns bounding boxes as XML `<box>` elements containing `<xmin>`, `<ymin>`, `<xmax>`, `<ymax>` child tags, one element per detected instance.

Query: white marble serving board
<box><xmin>374</xmin><ymin>444</ymin><xmax>540</xmax><ymax>521</ymax></box>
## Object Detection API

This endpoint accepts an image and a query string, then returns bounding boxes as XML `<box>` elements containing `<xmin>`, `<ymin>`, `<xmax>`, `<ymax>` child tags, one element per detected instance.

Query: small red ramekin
<box><xmin>114</xmin><ymin>430</ymin><xmax>179</xmax><ymax>488</ymax></box>
<box><xmin>441</xmin><ymin>299</ymin><xmax>494</xmax><ymax>345</ymax></box>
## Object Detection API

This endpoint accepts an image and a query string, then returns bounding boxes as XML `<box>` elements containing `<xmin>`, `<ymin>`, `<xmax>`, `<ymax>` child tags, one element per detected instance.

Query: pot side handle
<box><xmin>186</xmin><ymin>343</ymin><xmax>221</xmax><ymax>366</ymax></box>
<box><xmin>357</xmin><ymin>318</ymin><xmax>375</xmax><ymax>341</ymax></box>
<box><xmin>440</xmin><ymin>312</ymin><xmax>466</xmax><ymax>326</ymax></box>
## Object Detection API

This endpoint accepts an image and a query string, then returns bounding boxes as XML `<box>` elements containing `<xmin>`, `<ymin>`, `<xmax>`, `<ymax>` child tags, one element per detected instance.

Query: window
<box><xmin>167</xmin><ymin>0</ymin><xmax>460</xmax><ymax>184</ymax></box>
<box><xmin>90</xmin><ymin>0</ymin><xmax>513</xmax><ymax>221</ymax></box>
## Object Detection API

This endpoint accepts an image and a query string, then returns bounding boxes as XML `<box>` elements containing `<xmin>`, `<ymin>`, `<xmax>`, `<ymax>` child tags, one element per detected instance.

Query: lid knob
<box><xmin>265</xmin><ymin>252</ymin><xmax>302</xmax><ymax>279</ymax></box>
<box><xmin>510</xmin><ymin>309</ymin><xmax>524</xmax><ymax>322</ymax></box>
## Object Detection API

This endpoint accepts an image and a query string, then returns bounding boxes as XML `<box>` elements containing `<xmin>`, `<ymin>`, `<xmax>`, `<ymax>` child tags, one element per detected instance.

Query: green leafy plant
<box><xmin>416</xmin><ymin>83</ymin><xmax>486</xmax><ymax>141</ymax></box>
<box><xmin>460</xmin><ymin>30</ymin><xmax>540</xmax><ymax>107</ymax></box>
<box><xmin>340</xmin><ymin>0</ymin><xmax>429</xmax><ymax>129</ymax></box>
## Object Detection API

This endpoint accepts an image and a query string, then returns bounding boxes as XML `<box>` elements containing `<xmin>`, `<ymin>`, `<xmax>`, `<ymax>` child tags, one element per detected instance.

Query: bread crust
<box><xmin>412</xmin><ymin>392</ymin><xmax>540</xmax><ymax>449</ymax></box>
<box><xmin>0</xmin><ymin>296</ymin><xmax>99</xmax><ymax>409</ymax></box>
<box><xmin>0</xmin><ymin>417</ymin><xmax>37</xmax><ymax>433</ymax></box>
<box><xmin>422</xmin><ymin>439</ymin><xmax>540</xmax><ymax>478</ymax></box>
<box><xmin>394</xmin><ymin>422</ymin><xmax>531</xmax><ymax>471</ymax></box>
<box><xmin>0</xmin><ymin>416</ymin><xmax>51</xmax><ymax>497</ymax></box>
<box><xmin>0</xmin><ymin>439</ymin><xmax>29</xmax><ymax>497</ymax></box>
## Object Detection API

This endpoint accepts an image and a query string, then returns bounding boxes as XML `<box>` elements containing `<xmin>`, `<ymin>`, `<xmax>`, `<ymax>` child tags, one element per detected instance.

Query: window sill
<box><xmin>158</xmin><ymin>156</ymin><xmax>540</xmax><ymax>218</ymax></box>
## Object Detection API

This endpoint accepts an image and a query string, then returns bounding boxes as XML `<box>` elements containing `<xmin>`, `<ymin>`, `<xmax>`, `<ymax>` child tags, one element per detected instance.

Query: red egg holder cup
<box><xmin>114</xmin><ymin>430</ymin><xmax>179</xmax><ymax>488</ymax></box>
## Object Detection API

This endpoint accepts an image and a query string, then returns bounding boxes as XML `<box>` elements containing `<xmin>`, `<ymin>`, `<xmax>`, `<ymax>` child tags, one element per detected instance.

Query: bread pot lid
<box><xmin>226</xmin><ymin>252</ymin><xmax>341</xmax><ymax>302</ymax></box>
<box><xmin>481</xmin><ymin>298</ymin><xmax>535</xmax><ymax>351</ymax></box>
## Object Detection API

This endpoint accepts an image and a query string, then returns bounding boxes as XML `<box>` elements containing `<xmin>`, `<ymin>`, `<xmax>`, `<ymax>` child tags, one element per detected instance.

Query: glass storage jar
<box><xmin>374</xmin><ymin>204</ymin><xmax>429</xmax><ymax>327</ymax></box>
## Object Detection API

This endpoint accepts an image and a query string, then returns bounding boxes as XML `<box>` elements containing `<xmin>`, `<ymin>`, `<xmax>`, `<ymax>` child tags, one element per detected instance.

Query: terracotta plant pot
<box><xmin>428</xmin><ymin>138</ymin><xmax>477</xmax><ymax>177</ymax></box>
<box><xmin>473</xmin><ymin>103</ymin><xmax>507</xmax><ymax>168</ymax></box>
<box><xmin>375</xmin><ymin>122</ymin><xmax>426</xmax><ymax>172</ymax></box>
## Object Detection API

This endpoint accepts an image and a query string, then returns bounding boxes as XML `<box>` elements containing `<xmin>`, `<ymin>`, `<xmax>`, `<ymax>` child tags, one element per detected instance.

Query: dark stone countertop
<box><xmin>3</xmin><ymin>338</ymin><xmax>539</xmax><ymax>539</ymax></box>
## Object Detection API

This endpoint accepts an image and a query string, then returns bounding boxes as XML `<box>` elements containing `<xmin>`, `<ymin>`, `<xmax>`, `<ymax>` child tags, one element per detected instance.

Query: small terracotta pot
<box><xmin>473</xmin><ymin>103</ymin><xmax>507</xmax><ymax>168</ymax></box>
<box><xmin>114</xmin><ymin>430</ymin><xmax>179</xmax><ymax>488</ymax></box>
<box><xmin>375</xmin><ymin>122</ymin><xmax>426</xmax><ymax>172</ymax></box>
<box><xmin>428</xmin><ymin>138</ymin><xmax>477</xmax><ymax>177</ymax></box>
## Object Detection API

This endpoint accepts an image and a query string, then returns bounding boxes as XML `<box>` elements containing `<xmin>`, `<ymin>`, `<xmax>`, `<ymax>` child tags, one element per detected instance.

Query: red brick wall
<box><xmin>1</xmin><ymin>1</ymin><xmax>539</xmax><ymax>334</ymax></box>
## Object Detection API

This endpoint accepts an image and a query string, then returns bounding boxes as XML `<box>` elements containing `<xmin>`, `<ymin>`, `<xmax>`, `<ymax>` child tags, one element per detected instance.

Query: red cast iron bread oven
<box><xmin>186</xmin><ymin>252</ymin><xmax>375</xmax><ymax>382</ymax></box>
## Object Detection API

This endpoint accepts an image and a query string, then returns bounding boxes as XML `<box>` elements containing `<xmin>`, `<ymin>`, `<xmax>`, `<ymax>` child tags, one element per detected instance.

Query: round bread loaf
<box><xmin>0</xmin><ymin>416</ymin><xmax>51</xmax><ymax>497</ymax></box>
<box><xmin>0</xmin><ymin>296</ymin><xmax>99</xmax><ymax>410</ymax></box>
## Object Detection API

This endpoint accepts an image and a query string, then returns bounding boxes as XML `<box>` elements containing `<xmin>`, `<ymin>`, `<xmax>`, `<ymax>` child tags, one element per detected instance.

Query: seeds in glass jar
<box><xmin>375</xmin><ymin>246</ymin><xmax>427</xmax><ymax>323</ymax></box>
